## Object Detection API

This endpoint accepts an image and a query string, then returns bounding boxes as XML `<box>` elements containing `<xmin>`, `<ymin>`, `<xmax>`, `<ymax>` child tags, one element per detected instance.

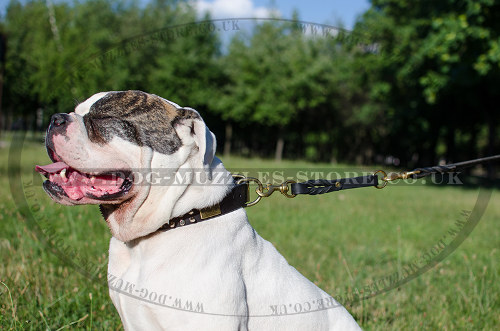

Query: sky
<box><xmin>1</xmin><ymin>0</ymin><xmax>371</xmax><ymax>29</ymax></box>
<box><xmin>194</xmin><ymin>0</ymin><xmax>371</xmax><ymax>29</ymax></box>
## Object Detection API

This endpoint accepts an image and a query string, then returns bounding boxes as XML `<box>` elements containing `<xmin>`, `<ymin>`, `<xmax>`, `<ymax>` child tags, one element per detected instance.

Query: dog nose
<box><xmin>51</xmin><ymin>113</ymin><xmax>69</xmax><ymax>127</ymax></box>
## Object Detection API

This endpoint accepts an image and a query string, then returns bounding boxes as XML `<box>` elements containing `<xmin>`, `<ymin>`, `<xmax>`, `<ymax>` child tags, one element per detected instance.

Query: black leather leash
<box><xmin>290</xmin><ymin>175</ymin><xmax>378</xmax><ymax>195</ymax></box>
<box><xmin>401</xmin><ymin>154</ymin><xmax>500</xmax><ymax>179</ymax></box>
<box><xmin>373</xmin><ymin>154</ymin><xmax>500</xmax><ymax>189</ymax></box>
<box><xmin>293</xmin><ymin>155</ymin><xmax>500</xmax><ymax>194</ymax></box>
<box><xmin>156</xmin><ymin>155</ymin><xmax>499</xmax><ymax>232</ymax></box>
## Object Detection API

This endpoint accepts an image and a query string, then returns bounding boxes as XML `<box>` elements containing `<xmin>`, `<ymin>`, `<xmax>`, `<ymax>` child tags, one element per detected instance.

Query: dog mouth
<box><xmin>35</xmin><ymin>149</ymin><xmax>133</xmax><ymax>202</ymax></box>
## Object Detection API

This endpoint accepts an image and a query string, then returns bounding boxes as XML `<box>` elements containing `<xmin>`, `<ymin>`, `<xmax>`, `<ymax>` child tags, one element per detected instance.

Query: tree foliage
<box><xmin>1</xmin><ymin>0</ymin><xmax>498</xmax><ymax>167</ymax></box>
<box><xmin>357</xmin><ymin>0</ymin><xmax>500</xmax><ymax>166</ymax></box>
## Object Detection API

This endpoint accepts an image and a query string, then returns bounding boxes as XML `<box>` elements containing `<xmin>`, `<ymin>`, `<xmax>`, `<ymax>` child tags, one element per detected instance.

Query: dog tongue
<box><xmin>35</xmin><ymin>162</ymin><xmax>69</xmax><ymax>175</ymax></box>
<box><xmin>35</xmin><ymin>162</ymin><xmax>127</xmax><ymax>200</ymax></box>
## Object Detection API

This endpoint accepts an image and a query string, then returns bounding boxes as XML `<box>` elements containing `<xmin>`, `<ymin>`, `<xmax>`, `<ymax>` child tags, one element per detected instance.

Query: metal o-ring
<box><xmin>373</xmin><ymin>170</ymin><xmax>388</xmax><ymax>189</ymax></box>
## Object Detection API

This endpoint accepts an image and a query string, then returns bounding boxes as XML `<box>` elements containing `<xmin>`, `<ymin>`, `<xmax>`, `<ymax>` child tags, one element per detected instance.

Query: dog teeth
<box><xmin>60</xmin><ymin>168</ymin><xmax>68</xmax><ymax>182</ymax></box>
<box><xmin>90</xmin><ymin>176</ymin><xmax>96</xmax><ymax>184</ymax></box>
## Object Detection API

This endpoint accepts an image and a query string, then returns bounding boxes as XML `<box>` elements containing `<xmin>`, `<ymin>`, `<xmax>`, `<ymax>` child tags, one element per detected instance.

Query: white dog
<box><xmin>36</xmin><ymin>91</ymin><xmax>361</xmax><ymax>330</ymax></box>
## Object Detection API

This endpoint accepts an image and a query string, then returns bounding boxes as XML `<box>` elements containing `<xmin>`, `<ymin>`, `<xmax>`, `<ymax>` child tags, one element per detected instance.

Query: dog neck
<box><xmin>101</xmin><ymin>157</ymin><xmax>234</xmax><ymax>242</ymax></box>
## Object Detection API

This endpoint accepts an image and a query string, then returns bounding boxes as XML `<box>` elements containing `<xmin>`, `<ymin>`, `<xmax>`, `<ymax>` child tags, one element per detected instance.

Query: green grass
<box><xmin>1</xmin><ymin>132</ymin><xmax>499</xmax><ymax>330</ymax></box>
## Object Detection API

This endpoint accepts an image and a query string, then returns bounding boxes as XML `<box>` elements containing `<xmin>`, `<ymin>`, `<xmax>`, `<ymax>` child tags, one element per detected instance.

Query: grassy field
<box><xmin>1</xmin><ymin>132</ymin><xmax>499</xmax><ymax>330</ymax></box>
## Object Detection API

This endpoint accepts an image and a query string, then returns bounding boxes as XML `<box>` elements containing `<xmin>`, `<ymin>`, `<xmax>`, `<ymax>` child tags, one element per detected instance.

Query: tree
<box><xmin>213</xmin><ymin>17</ymin><xmax>350</xmax><ymax>161</ymax></box>
<box><xmin>355</xmin><ymin>0</ymin><xmax>500</xmax><ymax>169</ymax></box>
<box><xmin>1</xmin><ymin>0</ymin><xmax>222</xmax><ymax>130</ymax></box>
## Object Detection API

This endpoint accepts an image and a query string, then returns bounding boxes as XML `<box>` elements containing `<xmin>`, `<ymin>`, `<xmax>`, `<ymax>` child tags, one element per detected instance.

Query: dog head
<box><xmin>36</xmin><ymin>90</ymin><xmax>223</xmax><ymax>241</ymax></box>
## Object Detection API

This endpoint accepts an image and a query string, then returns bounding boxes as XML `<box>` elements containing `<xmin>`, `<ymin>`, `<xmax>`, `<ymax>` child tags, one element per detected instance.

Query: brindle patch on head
<box><xmin>82</xmin><ymin>90</ymin><xmax>199</xmax><ymax>155</ymax></box>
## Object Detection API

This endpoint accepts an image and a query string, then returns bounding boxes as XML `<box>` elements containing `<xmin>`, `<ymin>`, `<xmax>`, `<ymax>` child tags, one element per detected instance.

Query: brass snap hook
<box><xmin>257</xmin><ymin>180</ymin><xmax>297</xmax><ymax>198</ymax></box>
<box><xmin>373</xmin><ymin>169</ymin><xmax>421</xmax><ymax>189</ymax></box>
<box><xmin>233</xmin><ymin>175</ymin><xmax>297</xmax><ymax>206</ymax></box>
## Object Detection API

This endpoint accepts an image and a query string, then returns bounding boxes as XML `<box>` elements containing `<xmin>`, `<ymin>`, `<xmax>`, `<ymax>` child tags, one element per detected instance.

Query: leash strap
<box><xmin>410</xmin><ymin>155</ymin><xmax>500</xmax><ymax>179</ymax></box>
<box><xmin>290</xmin><ymin>175</ymin><xmax>378</xmax><ymax>195</ymax></box>
<box><xmin>375</xmin><ymin>154</ymin><xmax>500</xmax><ymax>188</ymax></box>
<box><xmin>243</xmin><ymin>154</ymin><xmax>499</xmax><ymax>198</ymax></box>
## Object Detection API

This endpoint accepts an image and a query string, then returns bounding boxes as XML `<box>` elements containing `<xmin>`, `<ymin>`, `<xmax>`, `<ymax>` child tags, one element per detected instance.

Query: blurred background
<box><xmin>0</xmin><ymin>0</ymin><xmax>498</xmax><ymax>173</ymax></box>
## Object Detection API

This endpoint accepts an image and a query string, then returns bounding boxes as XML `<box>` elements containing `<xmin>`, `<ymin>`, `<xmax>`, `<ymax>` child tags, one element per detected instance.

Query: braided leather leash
<box><xmin>245</xmin><ymin>154</ymin><xmax>500</xmax><ymax>200</ymax></box>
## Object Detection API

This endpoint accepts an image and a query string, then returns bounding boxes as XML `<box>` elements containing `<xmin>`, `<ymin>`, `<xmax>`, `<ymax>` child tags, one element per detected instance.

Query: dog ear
<box><xmin>174</xmin><ymin>108</ymin><xmax>216</xmax><ymax>180</ymax></box>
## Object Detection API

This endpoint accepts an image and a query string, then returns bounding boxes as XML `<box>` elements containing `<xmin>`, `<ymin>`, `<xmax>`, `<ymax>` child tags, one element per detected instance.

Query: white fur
<box><xmin>75</xmin><ymin>92</ymin><xmax>110</xmax><ymax>115</ymax></box>
<box><xmin>59</xmin><ymin>92</ymin><xmax>362</xmax><ymax>330</ymax></box>
<box><xmin>108</xmin><ymin>169</ymin><xmax>362</xmax><ymax>330</ymax></box>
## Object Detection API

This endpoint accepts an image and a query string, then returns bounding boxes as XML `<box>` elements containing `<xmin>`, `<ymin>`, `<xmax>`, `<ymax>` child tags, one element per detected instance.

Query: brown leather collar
<box><xmin>156</xmin><ymin>183</ymin><xmax>249</xmax><ymax>232</ymax></box>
